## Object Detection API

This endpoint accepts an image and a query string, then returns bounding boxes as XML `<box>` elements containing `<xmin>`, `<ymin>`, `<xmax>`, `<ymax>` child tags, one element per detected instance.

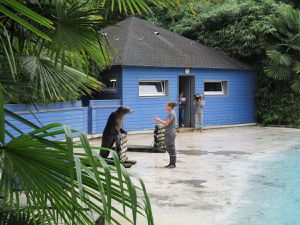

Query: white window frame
<box><xmin>139</xmin><ymin>80</ymin><xmax>167</xmax><ymax>97</ymax></box>
<box><xmin>204</xmin><ymin>80</ymin><xmax>228</xmax><ymax>96</ymax></box>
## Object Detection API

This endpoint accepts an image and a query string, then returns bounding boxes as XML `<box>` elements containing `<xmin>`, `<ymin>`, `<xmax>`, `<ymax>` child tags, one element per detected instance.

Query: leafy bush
<box><xmin>255</xmin><ymin>70</ymin><xmax>300</xmax><ymax>127</ymax></box>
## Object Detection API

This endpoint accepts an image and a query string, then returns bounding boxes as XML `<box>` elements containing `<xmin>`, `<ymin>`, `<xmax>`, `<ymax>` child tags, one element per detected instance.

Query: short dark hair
<box><xmin>167</xmin><ymin>101</ymin><xmax>177</xmax><ymax>109</ymax></box>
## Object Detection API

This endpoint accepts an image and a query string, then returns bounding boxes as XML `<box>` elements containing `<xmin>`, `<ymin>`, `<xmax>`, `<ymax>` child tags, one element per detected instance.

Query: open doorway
<box><xmin>179</xmin><ymin>76</ymin><xmax>195</xmax><ymax>127</ymax></box>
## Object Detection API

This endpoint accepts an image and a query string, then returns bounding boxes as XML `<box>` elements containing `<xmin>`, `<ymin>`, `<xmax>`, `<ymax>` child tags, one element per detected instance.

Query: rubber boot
<box><xmin>168</xmin><ymin>156</ymin><xmax>176</xmax><ymax>169</ymax></box>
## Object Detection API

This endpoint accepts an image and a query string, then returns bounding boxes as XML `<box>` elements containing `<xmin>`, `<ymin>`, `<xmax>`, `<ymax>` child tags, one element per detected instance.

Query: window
<box><xmin>139</xmin><ymin>80</ymin><xmax>168</xmax><ymax>97</ymax></box>
<box><xmin>204</xmin><ymin>81</ymin><xmax>228</xmax><ymax>96</ymax></box>
<box><xmin>104</xmin><ymin>77</ymin><xmax>117</xmax><ymax>93</ymax></box>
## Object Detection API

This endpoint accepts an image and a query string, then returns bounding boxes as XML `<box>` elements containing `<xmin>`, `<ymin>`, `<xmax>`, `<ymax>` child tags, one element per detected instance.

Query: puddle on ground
<box><xmin>178</xmin><ymin>150</ymin><xmax>251</xmax><ymax>156</ymax></box>
<box><xmin>170</xmin><ymin>179</ymin><xmax>207</xmax><ymax>188</ymax></box>
<box><xmin>288</xmin><ymin>144</ymin><xmax>300</xmax><ymax>151</ymax></box>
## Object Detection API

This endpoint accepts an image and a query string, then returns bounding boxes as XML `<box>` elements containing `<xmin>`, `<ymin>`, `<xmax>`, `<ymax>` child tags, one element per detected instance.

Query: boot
<box><xmin>167</xmin><ymin>155</ymin><xmax>176</xmax><ymax>169</ymax></box>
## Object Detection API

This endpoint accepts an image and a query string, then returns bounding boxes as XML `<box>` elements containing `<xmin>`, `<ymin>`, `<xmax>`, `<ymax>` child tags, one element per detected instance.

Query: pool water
<box><xmin>232</xmin><ymin>149</ymin><xmax>300</xmax><ymax>225</ymax></box>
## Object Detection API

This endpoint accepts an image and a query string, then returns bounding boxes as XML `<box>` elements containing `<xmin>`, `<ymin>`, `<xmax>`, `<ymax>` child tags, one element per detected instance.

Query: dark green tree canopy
<box><xmin>146</xmin><ymin>0</ymin><xmax>280</xmax><ymax>62</ymax></box>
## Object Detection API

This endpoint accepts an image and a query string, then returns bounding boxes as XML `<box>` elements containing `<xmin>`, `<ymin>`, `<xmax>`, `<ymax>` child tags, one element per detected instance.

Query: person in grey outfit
<box><xmin>194</xmin><ymin>94</ymin><xmax>205</xmax><ymax>132</ymax></box>
<box><xmin>153</xmin><ymin>101</ymin><xmax>177</xmax><ymax>168</ymax></box>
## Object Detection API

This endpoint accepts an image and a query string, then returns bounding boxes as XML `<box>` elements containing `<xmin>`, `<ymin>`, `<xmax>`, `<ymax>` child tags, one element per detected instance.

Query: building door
<box><xmin>179</xmin><ymin>76</ymin><xmax>195</xmax><ymax>127</ymax></box>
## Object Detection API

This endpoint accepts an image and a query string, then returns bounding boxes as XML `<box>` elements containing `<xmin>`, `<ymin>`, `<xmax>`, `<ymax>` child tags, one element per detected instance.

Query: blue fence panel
<box><xmin>5</xmin><ymin>101</ymin><xmax>88</xmax><ymax>140</ymax></box>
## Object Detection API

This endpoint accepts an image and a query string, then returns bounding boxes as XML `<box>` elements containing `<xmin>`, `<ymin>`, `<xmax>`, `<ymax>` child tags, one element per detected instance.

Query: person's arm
<box><xmin>153</xmin><ymin>117</ymin><xmax>172</xmax><ymax>127</ymax></box>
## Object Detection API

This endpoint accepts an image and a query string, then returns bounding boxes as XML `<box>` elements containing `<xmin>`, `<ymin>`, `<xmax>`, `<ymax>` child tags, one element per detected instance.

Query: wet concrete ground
<box><xmin>89</xmin><ymin>126</ymin><xmax>300</xmax><ymax>225</ymax></box>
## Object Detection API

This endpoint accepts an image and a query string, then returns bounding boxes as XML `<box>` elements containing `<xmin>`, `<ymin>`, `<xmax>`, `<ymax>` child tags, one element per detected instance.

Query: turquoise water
<box><xmin>233</xmin><ymin>149</ymin><xmax>300</xmax><ymax>225</ymax></box>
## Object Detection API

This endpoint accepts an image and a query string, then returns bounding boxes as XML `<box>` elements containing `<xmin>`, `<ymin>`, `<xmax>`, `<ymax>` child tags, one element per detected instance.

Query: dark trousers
<box><xmin>165</xmin><ymin>133</ymin><xmax>176</xmax><ymax>165</ymax></box>
<box><xmin>179</xmin><ymin>108</ymin><xmax>185</xmax><ymax>126</ymax></box>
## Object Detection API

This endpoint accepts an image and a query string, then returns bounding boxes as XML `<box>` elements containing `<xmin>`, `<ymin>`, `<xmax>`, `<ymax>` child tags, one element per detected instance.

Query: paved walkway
<box><xmin>89</xmin><ymin>126</ymin><xmax>300</xmax><ymax>225</ymax></box>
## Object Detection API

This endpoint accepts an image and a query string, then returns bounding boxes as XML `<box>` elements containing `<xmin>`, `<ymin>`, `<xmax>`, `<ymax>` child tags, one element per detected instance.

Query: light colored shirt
<box><xmin>195</xmin><ymin>100</ymin><xmax>205</xmax><ymax>114</ymax></box>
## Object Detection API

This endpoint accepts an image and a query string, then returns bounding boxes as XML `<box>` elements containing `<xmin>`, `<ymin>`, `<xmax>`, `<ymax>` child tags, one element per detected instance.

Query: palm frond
<box><xmin>49</xmin><ymin>2</ymin><xmax>111</xmax><ymax>68</ymax></box>
<box><xmin>0</xmin><ymin>210</ymin><xmax>40</xmax><ymax>225</ymax></box>
<box><xmin>1</xmin><ymin>123</ymin><xmax>153</xmax><ymax>225</ymax></box>
<box><xmin>294</xmin><ymin>61</ymin><xmax>300</xmax><ymax>74</ymax></box>
<box><xmin>21</xmin><ymin>55</ymin><xmax>103</xmax><ymax>102</ymax></box>
<box><xmin>0</xmin><ymin>0</ymin><xmax>53</xmax><ymax>41</ymax></box>
<box><xmin>0</xmin><ymin>24</ymin><xmax>17</xmax><ymax>80</ymax></box>
<box><xmin>100</xmin><ymin>0</ymin><xmax>178</xmax><ymax>15</ymax></box>
<box><xmin>266</xmin><ymin>50</ymin><xmax>292</xmax><ymax>66</ymax></box>
<box><xmin>291</xmin><ymin>79</ymin><xmax>300</xmax><ymax>93</ymax></box>
<box><xmin>264</xmin><ymin>62</ymin><xmax>291</xmax><ymax>80</ymax></box>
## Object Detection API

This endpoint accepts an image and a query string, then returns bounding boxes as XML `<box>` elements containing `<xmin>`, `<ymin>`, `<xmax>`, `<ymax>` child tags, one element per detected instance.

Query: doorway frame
<box><xmin>178</xmin><ymin>75</ymin><xmax>196</xmax><ymax>127</ymax></box>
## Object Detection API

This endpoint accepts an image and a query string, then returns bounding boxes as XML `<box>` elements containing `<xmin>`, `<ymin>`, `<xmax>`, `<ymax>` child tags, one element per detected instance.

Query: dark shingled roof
<box><xmin>101</xmin><ymin>17</ymin><xmax>252</xmax><ymax>70</ymax></box>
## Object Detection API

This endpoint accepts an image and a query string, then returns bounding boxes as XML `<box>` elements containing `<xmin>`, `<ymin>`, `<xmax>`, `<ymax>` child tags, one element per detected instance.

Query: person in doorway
<box><xmin>153</xmin><ymin>101</ymin><xmax>177</xmax><ymax>168</ymax></box>
<box><xmin>179</xmin><ymin>92</ymin><xmax>187</xmax><ymax>127</ymax></box>
<box><xmin>194</xmin><ymin>94</ymin><xmax>205</xmax><ymax>132</ymax></box>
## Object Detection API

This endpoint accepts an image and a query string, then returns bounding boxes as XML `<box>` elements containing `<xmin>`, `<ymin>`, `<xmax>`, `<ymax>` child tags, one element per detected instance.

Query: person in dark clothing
<box><xmin>179</xmin><ymin>92</ymin><xmax>187</xmax><ymax>127</ymax></box>
<box><xmin>153</xmin><ymin>101</ymin><xmax>177</xmax><ymax>168</ymax></box>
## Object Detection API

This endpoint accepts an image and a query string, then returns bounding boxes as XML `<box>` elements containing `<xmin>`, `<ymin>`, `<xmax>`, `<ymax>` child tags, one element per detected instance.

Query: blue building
<box><xmin>96</xmin><ymin>17</ymin><xmax>256</xmax><ymax>132</ymax></box>
<box><xmin>6</xmin><ymin>17</ymin><xmax>256</xmax><ymax>137</ymax></box>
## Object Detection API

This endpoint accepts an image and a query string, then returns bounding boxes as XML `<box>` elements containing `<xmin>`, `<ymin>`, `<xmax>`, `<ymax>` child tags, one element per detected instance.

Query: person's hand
<box><xmin>153</xmin><ymin>117</ymin><xmax>160</xmax><ymax>123</ymax></box>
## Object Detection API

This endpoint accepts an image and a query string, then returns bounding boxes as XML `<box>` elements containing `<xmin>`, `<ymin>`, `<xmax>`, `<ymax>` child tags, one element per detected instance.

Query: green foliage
<box><xmin>1</xmin><ymin>121</ymin><xmax>155</xmax><ymax>225</ymax></box>
<box><xmin>0</xmin><ymin>1</ymin><xmax>106</xmax><ymax>103</ymax></box>
<box><xmin>255</xmin><ymin>71</ymin><xmax>300</xmax><ymax>127</ymax></box>
<box><xmin>146</xmin><ymin>0</ymin><xmax>300</xmax><ymax>127</ymax></box>
<box><xmin>264</xmin><ymin>6</ymin><xmax>300</xmax><ymax>92</ymax></box>
<box><xmin>146</xmin><ymin>0</ymin><xmax>279</xmax><ymax>61</ymax></box>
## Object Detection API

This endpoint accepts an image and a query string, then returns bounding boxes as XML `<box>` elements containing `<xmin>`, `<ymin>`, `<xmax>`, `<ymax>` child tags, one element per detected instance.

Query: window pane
<box><xmin>204</xmin><ymin>82</ymin><xmax>222</xmax><ymax>92</ymax></box>
<box><xmin>139</xmin><ymin>81</ymin><xmax>166</xmax><ymax>96</ymax></box>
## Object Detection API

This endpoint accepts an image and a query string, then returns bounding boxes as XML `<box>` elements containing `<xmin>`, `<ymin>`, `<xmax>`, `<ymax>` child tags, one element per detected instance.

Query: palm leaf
<box><xmin>293</xmin><ymin>61</ymin><xmax>300</xmax><ymax>74</ymax></box>
<box><xmin>49</xmin><ymin>2</ymin><xmax>111</xmax><ymax>69</ymax></box>
<box><xmin>264</xmin><ymin>63</ymin><xmax>291</xmax><ymax>80</ymax></box>
<box><xmin>0</xmin><ymin>210</ymin><xmax>40</xmax><ymax>225</ymax></box>
<box><xmin>291</xmin><ymin>79</ymin><xmax>300</xmax><ymax>93</ymax></box>
<box><xmin>0</xmin><ymin>24</ymin><xmax>17</xmax><ymax>80</ymax></box>
<box><xmin>266</xmin><ymin>50</ymin><xmax>292</xmax><ymax>66</ymax></box>
<box><xmin>21</xmin><ymin>55</ymin><xmax>103</xmax><ymax>102</ymax></box>
<box><xmin>0</xmin><ymin>0</ymin><xmax>53</xmax><ymax>41</ymax></box>
<box><xmin>100</xmin><ymin>0</ymin><xmax>178</xmax><ymax>15</ymax></box>
<box><xmin>0</xmin><ymin>123</ymin><xmax>154</xmax><ymax>225</ymax></box>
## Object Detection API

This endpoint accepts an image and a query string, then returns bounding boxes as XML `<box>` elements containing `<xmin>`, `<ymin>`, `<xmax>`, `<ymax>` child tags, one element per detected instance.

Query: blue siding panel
<box><xmin>122</xmin><ymin>66</ymin><xmax>256</xmax><ymax>131</ymax></box>
<box><xmin>192</xmin><ymin>68</ymin><xmax>256</xmax><ymax>126</ymax></box>
<box><xmin>122</xmin><ymin>67</ymin><xmax>180</xmax><ymax>131</ymax></box>
<box><xmin>5</xmin><ymin>101</ymin><xmax>88</xmax><ymax>140</ymax></box>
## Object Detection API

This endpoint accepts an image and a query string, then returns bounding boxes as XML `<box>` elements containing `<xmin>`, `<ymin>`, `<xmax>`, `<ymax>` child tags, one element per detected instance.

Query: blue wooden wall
<box><xmin>192</xmin><ymin>68</ymin><xmax>256</xmax><ymax>126</ymax></box>
<box><xmin>5</xmin><ymin>101</ymin><xmax>88</xmax><ymax>140</ymax></box>
<box><xmin>122</xmin><ymin>66</ymin><xmax>256</xmax><ymax>131</ymax></box>
<box><xmin>122</xmin><ymin>66</ymin><xmax>180</xmax><ymax>131</ymax></box>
